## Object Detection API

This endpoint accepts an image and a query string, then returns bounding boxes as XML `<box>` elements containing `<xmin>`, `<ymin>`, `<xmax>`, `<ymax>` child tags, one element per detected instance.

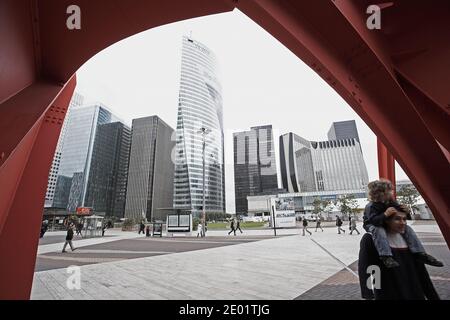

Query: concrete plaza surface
<box><xmin>31</xmin><ymin>222</ymin><xmax>449</xmax><ymax>300</ymax></box>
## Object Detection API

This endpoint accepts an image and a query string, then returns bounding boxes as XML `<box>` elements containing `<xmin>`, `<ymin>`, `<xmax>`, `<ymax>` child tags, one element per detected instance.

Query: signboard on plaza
<box><xmin>166</xmin><ymin>213</ymin><xmax>192</xmax><ymax>236</ymax></box>
<box><xmin>76</xmin><ymin>207</ymin><xmax>93</xmax><ymax>216</ymax></box>
<box><xmin>271</xmin><ymin>197</ymin><xmax>296</xmax><ymax>228</ymax></box>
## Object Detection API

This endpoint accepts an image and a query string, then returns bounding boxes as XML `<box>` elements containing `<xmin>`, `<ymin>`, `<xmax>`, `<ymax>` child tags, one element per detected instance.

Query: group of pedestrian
<box><xmin>299</xmin><ymin>214</ymin><xmax>323</xmax><ymax>236</ymax></box>
<box><xmin>228</xmin><ymin>218</ymin><xmax>243</xmax><ymax>236</ymax></box>
<box><xmin>299</xmin><ymin>214</ymin><xmax>361</xmax><ymax>236</ymax></box>
<box><xmin>335</xmin><ymin>215</ymin><xmax>361</xmax><ymax>235</ymax></box>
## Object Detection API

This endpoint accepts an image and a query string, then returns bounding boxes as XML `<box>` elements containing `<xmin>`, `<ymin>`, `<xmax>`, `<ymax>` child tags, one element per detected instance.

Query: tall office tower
<box><xmin>327</xmin><ymin>120</ymin><xmax>360</xmax><ymax>142</ymax></box>
<box><xmin>234</xmin><ymin>125</ymin><xmax>278</xmax><ymax>214</ymax></box>
<box><xmin>44</xmin><ymin>92</ymin><xmax>84</xmax><ymax>207</ymax></box>
<box><xmin>280</xmin><ymin>132</ymin><xmax>316</xmax><ymax>193</ymax></box>
<box><xmin>124</xmin><ymin>116</ymin><xmax>175</xmax><ymax>222</ymax></box>
<box><xmin>173</xmin><ymin>36</ymin><xmax>225</xmax><ymax>216</ymax></box>
<box><xmin>84</xmin><ymin>122</ymin><xmax>131</xmax><ymax>218</ymax></box>
<box><xmin>52</xmin><ymin>104</ymin><xmax>121</xmax><ymax>211</ymax></box>
<box><xmin>280</xmin><ymin>129</ymin><xmax>369</xmax><ymax>193</ymax></box>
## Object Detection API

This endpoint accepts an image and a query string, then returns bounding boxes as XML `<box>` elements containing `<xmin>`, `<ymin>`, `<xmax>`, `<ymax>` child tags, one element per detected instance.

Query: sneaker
<box><xmin>415</xmin><ymin>253</ymin><xmax>444</xmax><ymax>267</ymax></box>
<box><xmin>380</xmin><ymin>256</ymin><xmax>400</xmax><ymax>268</ymax></box>
<box><xmin>62</xmin><ymin>250</ymin><xmax>66</xmax><ymax>253</ymax></box>
<box><xmin>72</xmin><ymin>248</ymin><xmax>77</xmax><ymax>252</ymax></box>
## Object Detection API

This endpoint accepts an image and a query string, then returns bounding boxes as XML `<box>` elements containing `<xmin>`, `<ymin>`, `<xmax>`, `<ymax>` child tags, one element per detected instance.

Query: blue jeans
<box><xmin>368</xmin><ymin>224</ymin><xmax>425</xmax><ymax>256</ymax></box>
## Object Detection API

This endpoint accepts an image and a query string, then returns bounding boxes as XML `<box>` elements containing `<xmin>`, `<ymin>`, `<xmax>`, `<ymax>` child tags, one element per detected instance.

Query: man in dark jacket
<box><xmin>139</xmin><ymin>222</ymin><xmax>145</xmax><ymax>235</ymax></box>
<box><xmin>228</xmin><ymin>219</ymin><xmax>236</xmax><ymax>236</ymax></box>
<box><xmin>336</xmin><ymin>215</ymin><xmax>345</xmax><ymax>234</ymax></box>
<box><xmin>40</xmin><ymin>221</ymin><xmax>48</xmax><ymax>238</ymax></box>
<box><xmin>62</xmin><ymin>224</ymin><xmax>76</xmax><ymax>253</ymax></box>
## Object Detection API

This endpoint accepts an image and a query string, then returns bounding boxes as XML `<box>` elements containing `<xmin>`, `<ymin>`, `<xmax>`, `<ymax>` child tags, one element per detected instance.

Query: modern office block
<box><xmin>327</xmin><ymin>120</ymin><xmax>360</xmax><ymax>142</ymax></box>
<box><xmin>234</xmin><ymin>125</ymin><xmax>278</xmax><ymax>214</ymax></box>
<box><xmin>125</xmin><ymin>116</ymin><xmax>175</xmax><ymax>222</ymax></box>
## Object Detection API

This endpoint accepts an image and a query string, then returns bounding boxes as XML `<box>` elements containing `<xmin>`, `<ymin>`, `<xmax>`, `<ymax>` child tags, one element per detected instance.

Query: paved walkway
<box><xmin>31</xmin><ymin>222</ymin><xmax>449</xmax><ymax>300</ymax></box>
<box><xmin>37</xmin><ymin>230</ymin><xmax>142</xmax><ymax>255</ymax></box>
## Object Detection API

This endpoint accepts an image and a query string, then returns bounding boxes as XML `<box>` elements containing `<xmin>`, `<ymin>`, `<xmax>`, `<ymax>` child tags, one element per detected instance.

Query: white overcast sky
<box><xmin>76</xmin><ymin>9</ymin><xmax>409</xmax><ymax>213</ymax></box>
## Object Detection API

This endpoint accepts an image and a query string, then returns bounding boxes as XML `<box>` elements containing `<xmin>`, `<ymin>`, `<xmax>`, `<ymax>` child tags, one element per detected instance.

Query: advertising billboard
<box><xmin>271</xmin><ymin>197</ymin><xmax>296</xmax><ymax>228</ymax></box>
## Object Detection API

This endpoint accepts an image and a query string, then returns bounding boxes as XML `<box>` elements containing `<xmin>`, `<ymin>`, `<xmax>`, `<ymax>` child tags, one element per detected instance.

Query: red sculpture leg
<box><xmin>377</xmin><ymin>138</ymin><xmax>396</xmax><ymax>196</ymax></box>
<box><xmin>0</xmin><ymin>76</ymin><xmax>75</xmax><ymax>300</ymax></box>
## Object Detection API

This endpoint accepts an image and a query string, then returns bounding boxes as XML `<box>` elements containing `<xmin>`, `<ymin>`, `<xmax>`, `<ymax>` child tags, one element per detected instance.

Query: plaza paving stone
<box><xmin>31</xmin><ymin>222</ymin><xmax>449</xmax><ymax>300</ymax></box>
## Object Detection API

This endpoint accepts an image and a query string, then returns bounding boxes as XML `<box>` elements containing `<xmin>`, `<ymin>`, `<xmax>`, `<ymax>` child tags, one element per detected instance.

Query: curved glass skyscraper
<box><xmin>173</xmin><ymin>36</ymin><xmax>225</xmax><ymax>216</ymax></box>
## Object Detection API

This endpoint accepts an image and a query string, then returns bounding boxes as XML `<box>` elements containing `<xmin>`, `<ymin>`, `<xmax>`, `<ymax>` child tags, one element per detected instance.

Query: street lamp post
<box><xmin>198</xmin><ymin>127</ymin><xmax>210</xmax><ymax>237</ymax></box>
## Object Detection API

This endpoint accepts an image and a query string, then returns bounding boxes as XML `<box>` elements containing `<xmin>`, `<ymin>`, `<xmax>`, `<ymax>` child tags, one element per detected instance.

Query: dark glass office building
<box><xmin>84</xmin><ymin>122</ymin><xmax>131</xmax><ymax>218</ymax></box>
<box><xmin>124</xmin><ymin>116</ymin><xmax>175</xmax><ymax>222</ymax></box>
<box><xmin>327</xmin><ymin>120</ymin><xmax>360</xmax><ymax>143</ymax></box>
<box><xmin>233</xmin><ymin>125</ymin><xmax>278</xmax><ymax>214</ymax></box>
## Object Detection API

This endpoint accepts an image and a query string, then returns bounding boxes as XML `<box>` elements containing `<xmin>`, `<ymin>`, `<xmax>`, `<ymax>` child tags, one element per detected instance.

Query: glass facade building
<box><xmin>327</xmin><ymin>120</ymin><xmax>360</xmax><ymax>143</ymax></box>
<box><xmin>124</xmin><ymin>116</ymin><xmax>175</xmax><ymax>222</ymax></box>
<box><xmin>51</xmin><ymin>104</ymin><xmax>123</xmax><ymax>212</ymax></box>
<box><xmin>234</xmin><ymin>125</ymin><xmax>278</xmax><ymax>214</ymax></box>
<box><xmin>45</xmin><ymin>92</ymin><xmax>84</xmax><ymax>207</ymax></box>
<box><xmin>84</xmin><ymin>122</ymin><xmax>131</xmax><ymax>218</ymax></box>
<box><xmin>173</xmin><ymin>36</ymin><xmax>225</xmax><ymax>216</ymax></box>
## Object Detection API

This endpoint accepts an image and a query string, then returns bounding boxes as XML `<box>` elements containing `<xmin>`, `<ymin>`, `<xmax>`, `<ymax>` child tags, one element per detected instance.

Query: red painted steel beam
<box><xmin>0</xmin><ymin>76</ymin><xmax>76</xmax><ymax>299</ymax></box>
<box><xmin>377</xmin><ymin>138</ymin><xmax>396</xmax><ymax>195</ymax></box>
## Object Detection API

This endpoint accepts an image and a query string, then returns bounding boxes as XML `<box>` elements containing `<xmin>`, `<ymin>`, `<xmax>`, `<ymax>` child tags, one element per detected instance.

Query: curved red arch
<box><xmin>1</xmin><ymin>0</ymin><xmax>449</xmax><ymax>299</ymax></box>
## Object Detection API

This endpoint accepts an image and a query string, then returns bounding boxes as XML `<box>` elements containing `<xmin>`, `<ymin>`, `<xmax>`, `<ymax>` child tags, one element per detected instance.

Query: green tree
<box><xmin>336</xmin><ymin>194</ymin><xmax>358</xmax><ymax>220</ymax></box>
<box><xmin>397</xmin><ymin>184</ymin><xmax>421</xmax><ymax>216</ymax></box>
<box><xmin>122</xmin><ymin>218</ymin><xmax>135</xmax><ymax>231</ymax></box>
<box><xmin>312</xmin><ymin>198</ymin><xmax>332</xmax><ymax>216</ymax></box>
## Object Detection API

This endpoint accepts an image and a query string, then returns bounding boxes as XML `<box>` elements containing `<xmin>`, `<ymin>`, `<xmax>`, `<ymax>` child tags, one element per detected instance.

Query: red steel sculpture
<box><xmin>0</xmin><ymin>0</ymin><xmax>449</xmax><ymax>299</ymax></box>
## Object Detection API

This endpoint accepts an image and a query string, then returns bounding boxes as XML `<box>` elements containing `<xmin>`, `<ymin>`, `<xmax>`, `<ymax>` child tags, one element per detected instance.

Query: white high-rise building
<box><xmin>280</xmin><ymin>125</ymin><xmax>369</xmax><ymax>193</ymax></box>
<box><xmin>173</xmin><ymin>36</ymin><xmax>225</xmax><ymax>216</ymax></box>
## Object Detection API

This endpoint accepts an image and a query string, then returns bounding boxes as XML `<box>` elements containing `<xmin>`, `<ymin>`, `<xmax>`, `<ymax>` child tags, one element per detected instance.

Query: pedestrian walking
<box><xmin>236</xmin><ymin>219</ymin><xmax>243</xmax><ymax>234</ymax></box>
<box><xmin>336</xmin><ymin>215</ymin><xmax>346</xmax><ymax>234</ymax></box>
<box><xmin>62</xmin><ymin>224</ymin><xmax>76</xmax><ymax>253</ymax></box>
<box><xmin>197</xmin><ymin>223</ymin><xmax>203</xmax><ymax>237</ymax></box>
<box><xmin>302</xmin><ymin>218</ymin><xmax>312</xmax><ymax>236</ymax></box>
<box><xmin>76</xmin><ymin>221</ymin><xmax>83</xmax><ymax>237</ymax></box>
<box><xmin>102</xmin><ymin>224</ymin><xmax>107</xmax><ymax>237</ymax></box>
<box><xmin>138</xmin><ymin>222</ymin><xmax>145</xmax><ymax>235</ymax></box>
<box><xmin>145</xmin><ymin>225</ymin><xmax>151</xmax><ymax>237</ymax></box>
<box><xmin>228</xmin><ymin>219</ymin><xmax>236</xmax><ymax>236</ymax></box>
<box><xmin>315</xmin><ymin>214</ymin><xmax>323</xmax><ymax>232</ymax></box>
<box><xmin>350</xmin><ymin>216</ymin><xmax>361</xmax><ymax>235</ymax></box>
<box><xmin>40</xmin><ymin>220</ymin><xmax>48</xmax><ymax>238</ymax></box>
